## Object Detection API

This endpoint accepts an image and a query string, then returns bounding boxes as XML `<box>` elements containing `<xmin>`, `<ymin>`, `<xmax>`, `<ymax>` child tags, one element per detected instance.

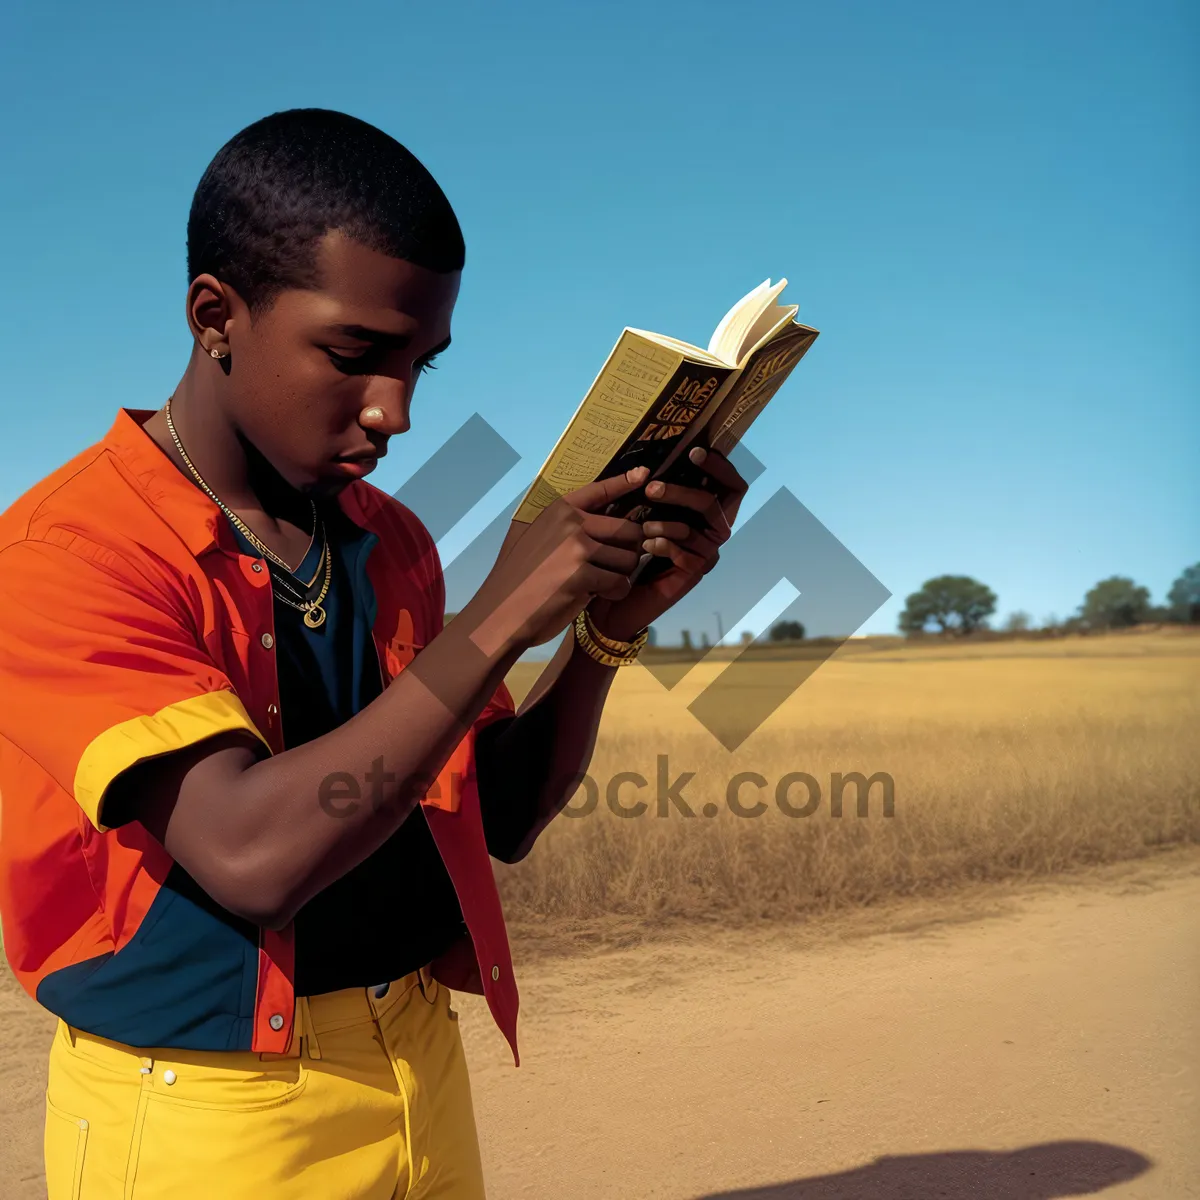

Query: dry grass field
<box><xmin>3</xmin><ymin>628</ymin><xmax>1198</xmax><ymax>1198</ymax></box>
<box><xmin>494</xmin><ymin>628</ymin><xmax>1200</xmax><ymax>941</ymax></box>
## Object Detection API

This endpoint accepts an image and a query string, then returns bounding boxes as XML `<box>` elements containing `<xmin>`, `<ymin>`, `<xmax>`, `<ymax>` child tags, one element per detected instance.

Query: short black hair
<box><xmin>187</xmin><ymin>108</ymin><xmax>464</xmax><ymax>312</ymax></box>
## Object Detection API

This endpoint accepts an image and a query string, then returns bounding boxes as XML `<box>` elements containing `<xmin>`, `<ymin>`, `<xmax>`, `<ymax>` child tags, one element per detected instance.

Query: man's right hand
<box><xmin>466</xmin><ymin>466</ymin><xmax>650</xmax><ymax>655</ymax></box>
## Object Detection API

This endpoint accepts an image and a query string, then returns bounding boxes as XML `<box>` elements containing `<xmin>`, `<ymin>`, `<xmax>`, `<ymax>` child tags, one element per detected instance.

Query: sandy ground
<box><xmin>3</xmin><ymin>851</ymin><xmax>1198</xmax><ymax>1198</ymax></box>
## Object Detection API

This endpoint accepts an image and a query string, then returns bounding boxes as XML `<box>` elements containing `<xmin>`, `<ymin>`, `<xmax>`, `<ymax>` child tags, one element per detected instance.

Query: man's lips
<box><xmin>332</xmin><ymin>446</ymin><xmax>386</xmax><ymax>477</ymax></box>
<box><xmin>331</xmin><ymin>457</ymin><xmax>378</xmax><ymax>478</ymax></box>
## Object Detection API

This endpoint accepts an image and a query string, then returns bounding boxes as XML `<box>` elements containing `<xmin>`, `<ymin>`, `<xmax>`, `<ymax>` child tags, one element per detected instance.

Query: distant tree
<box><xmin>1167</xmin><ymin>563</ymin><xmax>1200</xmax><ymax>624</ymax></box>
<box><xmin>740</xmin><ymin>630</ymin><xmax>755</xmax><ymax>646</ymax></box>
<box><xmin>1003</xmin><ymin>611</ymin><xmax>1032</xmax><ymax>634</ymax></box>
<box><xmin>680</xmin><ymin>629</ymin><xmax>693</xmax><ymax>651</ymax></box>
<box><xmin>700</xmin><ymin>631</ymin><xmax>712</xmax><ymax>650</ymax></box>
<box><xmin>646</xmin><ymin>626</ymin><xmax>658</xmax><ymax>647</ymax></box>
<box><xmin>769</xmin><ymin>619</ymin><xmax>806</xmax><ymax>642</ymax></box>
<box><xmin>1079</xmin><ymin>576</ymin><xmax>1151</xmax><ymax>630</ymax></box>
<box><xmin>899</xmin><ymin>576</ymin><xmax>997</xmax><ymax>636</ymax></box>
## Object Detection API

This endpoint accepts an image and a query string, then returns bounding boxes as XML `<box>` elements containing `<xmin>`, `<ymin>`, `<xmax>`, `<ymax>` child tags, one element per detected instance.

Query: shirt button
<box><xmin>251</xmin><ymin>561</ymin><xmax>263</xmax><ymax>573</ymax></box>
<box><xmin>269</xmin><ymin>1013</ymin><xmax>284</xmax><ymax>1031</ymax></box>
<box><xmin>162</xmin><ymin>1069</ymin><xmax>177</xmax><ymax>1085</ymax></box>
<box><xmin>491</xmin><ymin>965</ymin><xmax>500</xmax><ymax>981</ymax></box>
<box><xmin>261</xmin><ymin>633</ymin><xmax>275</xmax><ymax>650</ymax></box>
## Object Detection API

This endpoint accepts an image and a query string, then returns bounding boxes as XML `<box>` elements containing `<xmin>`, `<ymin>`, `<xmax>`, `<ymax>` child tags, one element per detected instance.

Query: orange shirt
<box><xmin>0</xmin><ymin>408</ymin><xmax>519</xmax><ymax>1063</ymax></box>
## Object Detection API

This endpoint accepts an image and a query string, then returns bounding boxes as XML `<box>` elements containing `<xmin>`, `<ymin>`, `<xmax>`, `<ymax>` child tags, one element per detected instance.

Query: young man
<box><xmin>0</xmin><ymin>109</ymin><xmax>746</xmax><ymax>1199</ymax></box>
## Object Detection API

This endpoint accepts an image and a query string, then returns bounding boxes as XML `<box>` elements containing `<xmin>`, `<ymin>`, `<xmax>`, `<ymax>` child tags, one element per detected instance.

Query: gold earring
<box><xmin>210</xmin><ymin>348</ymin><xmax>228</xmax><ymax>360</ymax></box>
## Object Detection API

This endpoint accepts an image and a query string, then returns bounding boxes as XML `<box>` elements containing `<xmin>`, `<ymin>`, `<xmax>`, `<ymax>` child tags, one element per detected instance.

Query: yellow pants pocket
<box><xmin>127</xmin><ymin>1057</ymin><xmax>311</xmax><ymax>1199</ymax></box>
<box><xmin>44</xmin><ymin>1094</ymin><xmax>89</xmax><ymax>1200</ymax></box>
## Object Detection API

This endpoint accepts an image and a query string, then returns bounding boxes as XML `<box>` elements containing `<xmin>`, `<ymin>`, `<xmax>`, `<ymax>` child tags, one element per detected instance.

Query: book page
<box><xmin>705</xmin><ymin>321</ymin><xmax>819</xmax><ymax>456</ymax></box>
<box><xmin>709</xmin><ymin>279</ymin><xmax>790</xmax><ymax>364</ymax></box>
<box><xmin>512</xmin><ymin>332</ymin><xmax>682</xmax><ymax>523</ymax></box>
<box><xmin>626</xmin><ymin>329</ymin><xmax>728</xmax><ymax>366</ymax></box>
<box><xmin>707</xmin><ymin>279</ymin><xmax>771</xmax><ymax>364</ymax></box>
<box><xmin>736</xmin><ymin>300</ymin><xmax>799</xmax><ymax>365</ymax></box>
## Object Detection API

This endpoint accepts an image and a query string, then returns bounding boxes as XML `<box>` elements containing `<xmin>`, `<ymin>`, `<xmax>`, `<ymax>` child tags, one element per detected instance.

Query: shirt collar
<box><xmin>104</xmin><ymin>407</ymin><xmax>383</xmax><ymax>561</ymax></box>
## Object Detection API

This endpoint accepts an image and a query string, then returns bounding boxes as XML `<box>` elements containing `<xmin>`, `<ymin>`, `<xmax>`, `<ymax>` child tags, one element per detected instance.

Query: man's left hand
<box><xmin>588</xmin><ymin>446</ymin><xmax>749</xmax><ymax>642</ymax></box>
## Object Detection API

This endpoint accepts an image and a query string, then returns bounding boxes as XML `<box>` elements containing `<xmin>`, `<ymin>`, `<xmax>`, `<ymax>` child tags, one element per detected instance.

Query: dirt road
<box><xmin>3</xmin><ymin>852</ymin><xmax>1197</xmax><ymax>1198</ymax></box>
<box><xmin>459</xmin><ymin>853</ymin><xmax>1200</xmax><ymax>1199</ymax></box>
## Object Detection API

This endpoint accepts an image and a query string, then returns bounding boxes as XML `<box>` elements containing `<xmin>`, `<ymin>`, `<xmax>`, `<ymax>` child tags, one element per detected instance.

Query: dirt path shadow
<box><xmin>694</xmin><ymin>1141</ymin><xmax>1151</xmax><ymax>1199</ymax></box>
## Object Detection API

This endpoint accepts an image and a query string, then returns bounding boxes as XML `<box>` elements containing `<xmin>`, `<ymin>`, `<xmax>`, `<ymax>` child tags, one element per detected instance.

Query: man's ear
<box><xmin>186</xmin><ymin>273</ymin><xmax>237</xmax><ymax>359</ymax></box>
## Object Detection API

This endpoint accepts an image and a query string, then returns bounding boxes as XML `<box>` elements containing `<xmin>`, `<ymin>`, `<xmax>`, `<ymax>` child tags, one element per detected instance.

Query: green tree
<box><xmin>899</xmin><ymin>575</ymin><xmax>997</xmax><ymax>636</ymax></box>
<box><xmin>1003</xmin><ymin>610</ymin><xmax>1032</xmax><ymax>634</ymax></box>
<box><xmin>646</xmin><ymin>626</ymin><xmax>658</xmax><ymax>647</ymax></box>
<box><xmin>1078</xmin><ymin>576</ymin><xmax>1151</xmax><ymax>630</ymax></box>
<box><xmin>700</xmin><ymin>631</ymin><xmax>712</xmax><ymax>650</ymax></box>
<box><xmin>680</xmin><ymin>629</ymin><xmax>693</xmax><ymax>651</ymax></box>
<box><xmin>769</xmin><ymin>619</ymin><xmax>806</xmax><ymax>642</ymax></box>
<box><xmin>1167</xmin><ymin>563</ymin><xmax>1200</xmax><ymax>623</ymax></box>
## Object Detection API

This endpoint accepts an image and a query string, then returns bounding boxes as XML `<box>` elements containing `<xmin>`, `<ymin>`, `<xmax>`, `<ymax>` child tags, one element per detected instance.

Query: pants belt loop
<box><xmin>299</xmin><ymin>995</ymin><xmax>322</xmax><ymax>1060</ymax></box>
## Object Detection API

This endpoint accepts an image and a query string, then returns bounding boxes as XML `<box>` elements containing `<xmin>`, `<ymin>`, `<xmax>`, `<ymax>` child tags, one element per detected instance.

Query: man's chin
<box><xmin>308</xmin><ymin>472</ymin><xmax>358</xmax><ymax>498</ymax></box>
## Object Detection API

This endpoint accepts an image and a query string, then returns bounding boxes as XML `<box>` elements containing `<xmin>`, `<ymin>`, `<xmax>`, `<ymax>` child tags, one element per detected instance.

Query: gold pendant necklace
<box><xmin>268</xmin><ymin>525</ymin><xmax>333</xmax><ymax>628</ymax></box>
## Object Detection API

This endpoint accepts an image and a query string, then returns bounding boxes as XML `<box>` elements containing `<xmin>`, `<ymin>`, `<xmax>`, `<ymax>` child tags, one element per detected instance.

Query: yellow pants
<box><xmin>43</xmin><ymin>969</ymin><xmax>486</xmax><ymax>1199</ymax></box>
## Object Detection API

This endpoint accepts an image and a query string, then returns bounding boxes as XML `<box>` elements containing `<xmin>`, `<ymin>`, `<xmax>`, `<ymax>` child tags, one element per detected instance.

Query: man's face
<box><xmin>221</xmin><ymin>230</ymin><xmax>460</xmax><ymax>495</ymax></box>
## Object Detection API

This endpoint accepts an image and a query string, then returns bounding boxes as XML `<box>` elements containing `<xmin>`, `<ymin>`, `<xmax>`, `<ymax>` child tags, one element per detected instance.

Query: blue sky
<box><xmin>1</xmin><ymin>0</ymin><xmax>1196</xmax><ymax>641</ymax></box>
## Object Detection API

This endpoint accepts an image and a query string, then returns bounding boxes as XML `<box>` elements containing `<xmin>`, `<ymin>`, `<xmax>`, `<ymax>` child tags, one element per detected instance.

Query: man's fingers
<box><xmin>564</xmin><ymin>466</ymin><xmax>650</xmax><ymax>513</ymax></box>
<box><xmin>642</xmin><ymin>481</ymin><xmax>731</xmax><ymax>542</ymax></box>
<box><xmin>687</xmin><ymin>447</ymin><xmax>747</xmax><ymax>494</ymax></box>
<box><xmin>641</xmin><ymin>532</ymin><xmax>715</xmax><ymax>576</ymax></box>
<box><xmin>580</xmin><ymin>512</ymin><xmax>646</xmax><ymax>548</ymax></box>
<box><xmin>586</xmin><ymin>541</ymin><xmax>642</xmax><ymax>576</ymax></box>
<box><xmin>688</xmin><ymin>447</ymin><xmax>749</xmax><ymax>524</ymax></box>
<box><xmin>580</xmin><ymin>563</ymin><xmax>634</xmax><ymax>602</ymax></box>
<box><xmin>641</xmin><ymin>519</ymin><xmax>693</xmax><ymax>542</ymax></box>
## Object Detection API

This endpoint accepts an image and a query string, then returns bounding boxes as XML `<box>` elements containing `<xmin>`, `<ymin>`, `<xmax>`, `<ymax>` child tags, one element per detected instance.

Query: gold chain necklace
<box><xmin>164</xmin><ymin>397</ymin><xmax>332</xmax><ymax>628</ymax></box>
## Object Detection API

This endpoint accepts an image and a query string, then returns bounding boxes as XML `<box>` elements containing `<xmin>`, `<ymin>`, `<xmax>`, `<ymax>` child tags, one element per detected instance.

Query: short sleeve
<box><xmin>478</xmin><ymin>679</ymin><xmax>516</xmax><ymax>730</ymax></box>
<box><xmin>0</xmin><ymin>538</ymin><xmax>270</xmax><ymax>833</ymax></box>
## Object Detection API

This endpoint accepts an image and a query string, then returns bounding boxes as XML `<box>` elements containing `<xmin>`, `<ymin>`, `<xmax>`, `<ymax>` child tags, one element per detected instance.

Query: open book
<box><xmin>512</xmin><ymin>280</ymin><xmax>819</xmax><ymax>530</ymax></box>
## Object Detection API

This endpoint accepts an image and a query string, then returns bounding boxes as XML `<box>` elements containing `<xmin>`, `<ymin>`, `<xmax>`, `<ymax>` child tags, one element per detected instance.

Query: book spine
<box><xmin>597</xmin><ymin>360</ymin><xmax>736</xmax><ymax>485</ymax></box>
<box><xmin>512</xmin><ymin>332</ymin><xmax>684</xmax><ymax>524</ymax></box>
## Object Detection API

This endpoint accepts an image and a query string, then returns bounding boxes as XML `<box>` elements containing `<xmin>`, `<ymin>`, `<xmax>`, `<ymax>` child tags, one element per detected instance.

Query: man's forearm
<box><xmin>143</xmin><ymin>598</ymin><xmax>525</xmax><ymax>928</ymax></box>
<box><xmin>479</xmin><ymin>625</ymin><xmax>621</xmax><ymax>862</ymax></box>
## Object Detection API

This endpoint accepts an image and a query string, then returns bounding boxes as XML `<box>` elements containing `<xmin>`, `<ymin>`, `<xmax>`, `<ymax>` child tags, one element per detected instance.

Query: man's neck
<box><xmin>144</xmin><ymin>354</ymin><xmax>315</xmax><ymax>544</ymax></box>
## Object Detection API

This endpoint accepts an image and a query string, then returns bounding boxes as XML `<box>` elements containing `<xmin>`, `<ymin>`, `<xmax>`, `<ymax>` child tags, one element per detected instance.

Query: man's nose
<box><xmin>359</xmin><ymin>383</ymin><xmax>411</xmax><ymax>437</ymax></box>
